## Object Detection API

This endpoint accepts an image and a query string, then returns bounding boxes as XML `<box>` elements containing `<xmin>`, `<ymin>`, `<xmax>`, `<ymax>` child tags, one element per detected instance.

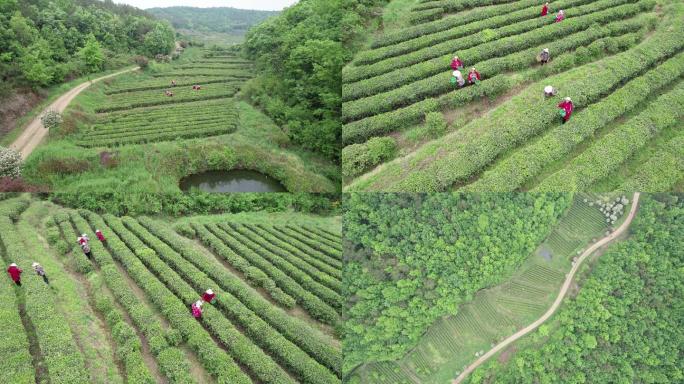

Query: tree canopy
<box><xmin>469</xmin><ymin>194</ymin><xmax>684</xmax><ymax>384</ymax></box>
<box><xmin>241</xmin><ymin>0</ymin><xmax>385</xmax><ymax>162</ymax></box>
<box><xmin>342</xmin><ymin>193</ymin><xmax>572</xmax><ymax>372</ymax></box>
<box><xmin>0</xmin><ymin>0</ymin><xmax>174</xmax><ymax>93</ymax></box>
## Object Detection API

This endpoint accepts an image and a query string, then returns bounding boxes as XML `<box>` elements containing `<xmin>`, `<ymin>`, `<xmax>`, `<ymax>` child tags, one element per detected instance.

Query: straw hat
<box><xmin>543</xmin><ymin>48</ymin><xmax>549</xmax><ymax>53</ymax></box>
<box><xmin>206</xmin><ymin>289</ymin><xmax>214</xmax><ymax>295</ymax></box>
<box><xmin>32</xmin><ymin>262</ymin><xmax>39</xmax><ymax>268</ymax></box>
<box><xmin>195</xmin><ymin>300</ymin><xmax>203</xmax><ymax>307</ymax></box>
<box><xmin>9</xmin><ymin>263</ymin><xmax>17</xmax><ymax>267</ymax></box>
<box><xmin>565</xmin><ymin>97</ymin><xmax>572</xmax><ymax>101</ymax></box>
<box><xmin>544</xmin><ymin>85</ymin><xmax>553</xmax><ymax>93</ymax></box>
<box><xmin>453</xmin><ymin>70</ymin><xmax>461</xmax><ymax>77</ymax></box>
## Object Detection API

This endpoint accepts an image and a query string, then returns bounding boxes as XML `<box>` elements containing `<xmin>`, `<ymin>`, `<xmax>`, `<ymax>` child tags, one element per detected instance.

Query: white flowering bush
<box><xmin>41</xmin><ymin>110</ymin><xmax>63</xmax><ymax>130</ymax></box>
<box><xmin>0</xmin><ymin>146</ymin><xmax>22</xmax><ymax>178</ymax></box>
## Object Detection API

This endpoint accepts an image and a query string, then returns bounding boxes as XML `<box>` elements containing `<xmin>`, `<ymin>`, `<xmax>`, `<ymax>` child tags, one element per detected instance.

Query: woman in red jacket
<box><xmin>95</xmin><ymin>229</ymin><xmax>106</xmax><ymax>243</ymax></box>
<box><xmin>202</xmin><ymin>289</ymin><xmax>215</xmax><ymax>303</ymax></box>
<box><xmin>468</xmin><ymin>67</ymin><xmax>481</xmax><ymax>84</ymax></box>
<box><xmin>7</xmin><ymin>263</ymin><xmax>22</xmax><ymax>286</ymax></box>
<box><xmin>450</xmin><ymin>56</ymin><xmax>463</xmax><ymax>70</ymax></box>
<box><xmin>558</xmin><ymin>97</ymin><xmax>574</xmax><ymax>123</ymax></box>
<box><xmin>541</xmin><ymin>2</ymin><xmax>549</xmax><ymax>16</ymax></box>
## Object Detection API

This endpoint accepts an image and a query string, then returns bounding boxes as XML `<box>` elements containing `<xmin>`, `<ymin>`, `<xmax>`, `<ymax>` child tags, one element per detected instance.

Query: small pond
<box><xmin>179</xmin><ymin>170</ymin><xmax>287</xmax><ymax>193</ymax></box>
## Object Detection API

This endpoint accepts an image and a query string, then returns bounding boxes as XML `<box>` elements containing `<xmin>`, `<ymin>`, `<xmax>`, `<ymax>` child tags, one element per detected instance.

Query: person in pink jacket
<box><xmin>555</xmin><ymin>9</ymin><xmax>565</xmax><ymax>22</ymax></box>
<box><xmin>191</xmin><ymin>300</ymin><xmax>203</xmax><ymax>319</ymax></box>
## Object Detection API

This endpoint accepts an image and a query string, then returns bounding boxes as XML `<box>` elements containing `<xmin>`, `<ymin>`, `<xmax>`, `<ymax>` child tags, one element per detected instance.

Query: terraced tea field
<box><xmin>0</xmin><ymin>196</ymin><xmax>341</xmax><ymax>383</ymax></box>
<box><xmin>21</xmin><ymin>46</ymin><xmax>339</xmax><ymax>194</ymax></box>
<box><xmin>77</xmin><ymin>50</ymin><xmax>251</xmax><ymax>146</ymax></box>
<box><xmin>348</xmin><ymin>194</ymin><xmax>623</xmax><ymax>384</ymax></box>
<box><xmin>342</xmin><ymin>0</ymin><xmax>684</xmax><ymax>192</ymax></box>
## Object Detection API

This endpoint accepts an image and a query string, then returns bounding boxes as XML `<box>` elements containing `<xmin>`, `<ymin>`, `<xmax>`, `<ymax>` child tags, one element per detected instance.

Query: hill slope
<box><xmin>147</xmin><ymin>6</ymin><xmax>279</xmax><ymax>35</ymax></box>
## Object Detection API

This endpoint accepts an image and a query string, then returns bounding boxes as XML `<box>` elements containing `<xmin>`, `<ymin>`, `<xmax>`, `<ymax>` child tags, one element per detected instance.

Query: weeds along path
<box><xmin>452</xmin><ymin>192</ymin><xmax>640</xmax><ymax>384</ymax></box>
<box><xmin>9</xmin><ymin>67</ymin><xmax>138</xmax><ymax>159</ymax></box>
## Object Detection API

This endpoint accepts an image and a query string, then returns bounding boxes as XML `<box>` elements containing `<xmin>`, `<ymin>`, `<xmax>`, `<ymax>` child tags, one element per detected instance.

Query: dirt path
<box><xmin>452</xmin><ymin>192</ymin><xmax>640</xmax><ymax>384</ymax></box>
<box><xmin>9</xmin><ymin>67</ymin><xmax>138</xmax><ymax>159</ymax></box>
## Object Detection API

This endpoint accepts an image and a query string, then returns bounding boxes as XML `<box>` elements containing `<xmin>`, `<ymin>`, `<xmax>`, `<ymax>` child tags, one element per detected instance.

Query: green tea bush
<box><xmin>342</xmin><ymin>137</ymin><xmax>398</xmax><ymax>177</ymax></box>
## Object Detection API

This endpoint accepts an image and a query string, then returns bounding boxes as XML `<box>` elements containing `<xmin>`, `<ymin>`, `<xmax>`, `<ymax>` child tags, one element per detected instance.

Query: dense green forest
<box><xmin>0</xmin><ymin>0</ymin><xmax>174</xmax><ymax>92</ymax></box>
<box><xmin>469</xmin><ymin>194</ymin><xmax>684</xmax><ymax>384</ymax></box>
<box><xmin>147</xmin><ymin>6</ymin><xmax>279</xmax><ymax>35</ymax></box>
<box><xmin>242</xmin><ymin>0</ymin><xmax>388</xmax><ymax>161</ymax></box>
<box><xmin>342</xmin><ymin>193</ymin><xmax>572</xmax><ymax>372</ymax></box>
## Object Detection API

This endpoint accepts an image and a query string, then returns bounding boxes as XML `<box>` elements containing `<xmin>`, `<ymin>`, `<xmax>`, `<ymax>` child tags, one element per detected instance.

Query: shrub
<box><xmin>37</xmin><ymin>157</ymin><xmax>91</xmax><ymax>175</ymax></box>
<box><xmin>0</xmin><ymin>147</ymin><xmax>22</xmax><ymax>178</ymax></box>
<box><xmin>133</xmin><ymin>55</ymin><xmax>149</xmax><ymax>69</ymax></box>
<box><xmin>41</xmin><ymin>110</ymin><xmax>63</xmax><ymax>130</ymax></box>
<box><xmin>342</xmin><ymin>137</ymin><xmax>398</xmax><ymax>177</ymax></box>
<box><xmin>424</xmin><ymin>112</ymin><xmax>448</xmax><ymax>137</ymax></box>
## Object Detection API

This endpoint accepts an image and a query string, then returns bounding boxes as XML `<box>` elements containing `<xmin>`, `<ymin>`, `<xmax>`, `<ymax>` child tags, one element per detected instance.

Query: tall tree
<box><xmin>78</xmin><ymin>33</ymin><xmax>104</xmax><ymax>73</ymax></box>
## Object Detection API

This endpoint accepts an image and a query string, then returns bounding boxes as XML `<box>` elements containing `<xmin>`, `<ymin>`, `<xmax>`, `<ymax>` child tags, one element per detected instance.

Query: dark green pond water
<box><xmin>179</xmin><ymin>170</ymin><xmax>287</xmax><ymax>192</ymax></box>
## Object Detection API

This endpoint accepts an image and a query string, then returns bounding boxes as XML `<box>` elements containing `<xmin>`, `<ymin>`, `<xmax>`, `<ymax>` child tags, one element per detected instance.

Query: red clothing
<box><xmin>555</xmin><ymin>13</ymin><xmax>564</xmax><ymax>22</ymax></box>
<box><xmin>450</xmin><ymin>58</ymin><xmax>463</xmax><ymax>70</ymax></box>
<box><xmin>7</xmin><ymin>265</ymin><xmax>22</xmax><ymax>282</ymax></box>
<box><xmin>541</xmin><ymin>5</ymin><xmax>548</xmax><ymax>16</ymax></box>
<box><xmin>558</xmin><ymin>100</ymin><xmax>574</xmax><ymax>121</ymax></box>
<box><xmin>78</xmin><ymin>237</ymin><xmax>88</xmax><ymax>246</ymax></box>
<box><xmin>191</xmin><ymin>303</ymin><xmax>202</xmax><ymax>318</ymax></box>
<box><xmin>202</xmin><ymin>292</ymin><xmax>215</xmax><ymax>303</ymax></box>
<box><xmin>96</xmin><ymin>232</ymin><xmax>105</xmax><ymax>242</ymax></box>
<box><xmin>468</xmin><ymin>70</ymin><xmax>481</xmax><ymax>83</ymax></box>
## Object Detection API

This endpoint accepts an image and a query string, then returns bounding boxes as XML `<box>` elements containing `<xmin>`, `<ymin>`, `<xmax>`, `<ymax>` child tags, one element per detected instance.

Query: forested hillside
<box><xmin>0</xmin><ymin>0</ymin><xmax>174</xmax><ymax>137</ymax></box>
<box><xmin>147</xmin><ymin>6</ymin><xmax>279</xmax><ymax>35</ymax></box>
<box><xmin>0</xmin><ymin>0</ymin><xmax>174</xmax><ymax>90</ymax></box>
<box><xmin>242</xmin><ymin>0</ymin><xmax>388</xmax><ymax>161</ymax></box>
<box><xmin>468</xmin><ymin>194</ymin><xmax>684</xmax><ymax>383</ymax></box>
<box><xmin>342</xmin><ymin>193</ymin><xmax>572</xmax><ymax>372</ymax></box>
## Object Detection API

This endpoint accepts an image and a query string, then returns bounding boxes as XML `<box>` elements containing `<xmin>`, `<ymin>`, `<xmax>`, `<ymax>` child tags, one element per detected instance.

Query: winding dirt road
<box><xmin>10</xmin><ymin>67</ymin><xmax>138</xmax><ymax>159</ymax></box>
<box><xmin>452</xmin><ymin>192</ymin><xmax>640</xmax><ymax>384</ymax></box>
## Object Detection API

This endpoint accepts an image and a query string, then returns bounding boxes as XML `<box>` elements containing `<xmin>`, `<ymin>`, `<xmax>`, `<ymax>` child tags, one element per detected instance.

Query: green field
<box><xmin>20</xmin><ymin>47</ymin><xmax>338</xmax><ymax>195</ymax></box>
<box><xmin>348</xmin><ymin>193</ymin><xmax>630</xmax><ymax>383</ymax></box>
<box><xmin>0</xmin><ymin>194</ymin><xmax>341</xmax><ymax>383</ymax></box>
<box><xmin>342</xmin><ymin>0</ymin><xmax>684</xmax><ymax>192</ymax></box>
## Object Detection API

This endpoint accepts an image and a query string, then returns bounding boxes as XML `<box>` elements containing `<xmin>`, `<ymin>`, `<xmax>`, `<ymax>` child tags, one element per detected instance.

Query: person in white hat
<box><xmin>78</xmin><ymin>233</ymin><xmax>89</xmax><ymax>246</ymax></box>
<box><xmin>555</xmin><ymin>9</ymin><xmax>565</xmax><ymax>22</ymax></box>
<box><xmin>540</xmin><ymin>48</ymin><xmax>550</xmax><ymax>65</ymax></box>
<box><xmin>451</xmin><ymin>70</ymin><xmax>465</xmax><ymax>87</ymax></box>
<box><xmin>468</xmin><ymin>67</ymin><xmax>481</xmax><ymax>84</ymax></box>
<box><xmin>451</xmin><ymin>55</ymin><xmax>463</xmax><ymax>70</ymax></box>
<box><xmin>544</xmin><ymin>85</ymin><xmax>557</xmax><ymax>97</ymax></box>
<box><xmin>202</xmin><ymin>289</ymin><xmax>216</xmax><ymax>303</ymax></box>
<box><xmin>32</xmin><ymin>262</ymin><xmax>49</xmax><ymax>284</ymax></box>
<box><xmin>7</xmin><ymin>263</ymin><xmax>22</xmax><ymax>286</ymax></box>
<box><xmin>558</xmin><ymin>96</ymin><xmax>574</xmax><ymax>123</ymax></box>
<box><xmin>191</xmin><ymin>300</ymin><xmax>203</xmax><ymax>319</ymax></box>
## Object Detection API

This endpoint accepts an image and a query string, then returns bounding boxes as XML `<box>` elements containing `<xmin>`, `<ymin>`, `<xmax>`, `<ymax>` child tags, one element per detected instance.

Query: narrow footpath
<box><xmin>10</xmin><ymin>67</ymin><xmax>138</xmax><ymax>159</ymax></box>
<box><xmin>453</xmin><ymin>192</ymin><xmax>641</xmax><ymax>384</ymax></box>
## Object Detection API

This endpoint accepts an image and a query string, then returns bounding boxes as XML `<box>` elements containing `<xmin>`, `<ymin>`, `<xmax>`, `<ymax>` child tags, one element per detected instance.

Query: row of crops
<box><xmin>342</xmin><ymin>0</ymin><xmax>683</xmax><ymax>191</ymax></box>
<box><xmin>0</xmin><ymin>195</ymin><xmax>342</xmax><ymax>383</ymax></box>
<box><xmin>351</xmin><ymin>195</ymin><xmax>613</xmax><ymax>384</ymax></box>
<box><xmin>77</xmin><ymin>50</ymin><xmax>253</xmax><ymax>147</ymax></box>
